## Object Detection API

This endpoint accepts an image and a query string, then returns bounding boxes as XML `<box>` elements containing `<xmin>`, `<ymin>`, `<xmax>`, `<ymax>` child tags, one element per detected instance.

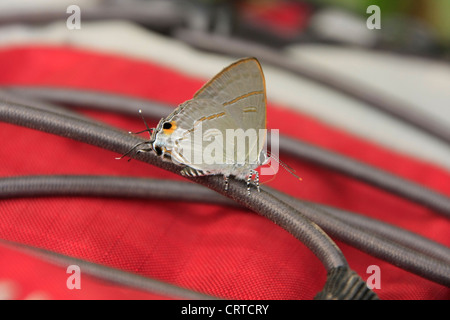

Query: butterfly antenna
<box><xmin>139</xmin><ymin>109</ymin><xmax>150</xmax><ymax>129</ymax></box>
<box><xmin>115</xmin><ymin>141</ymin><xmax>150</xmax><ymax>160</ymax></box>
<box><xmin>267</xmin><ymin>151</ymin><xmax>303</xmax><ymax>181</ymax></box>
<box><xmin>259</xmin><ymin>166</ymin><xmax>278</xmax><ymax>186</ymax></box>
<box><xmin>128</xmin><ymin>109</ymin><xmax>153</xmax><ymax>138</ymax></box>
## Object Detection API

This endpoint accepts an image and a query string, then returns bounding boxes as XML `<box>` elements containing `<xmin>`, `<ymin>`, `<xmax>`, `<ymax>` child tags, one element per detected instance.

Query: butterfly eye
<box><xmin>154</xmin><ymin>146</ymin><xmax>163</xmax><ymax>156</ymax></box>
<box><xmin>163</xmin><ymin>122</ymin><xmax>172</xmax><ymax>130</ymax></box>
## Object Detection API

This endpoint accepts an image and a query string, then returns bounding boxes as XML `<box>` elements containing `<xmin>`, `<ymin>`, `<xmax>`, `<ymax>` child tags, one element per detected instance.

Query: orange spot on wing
<box><xmin>163</xmin><ymin>121</ymin><xmax>177</xmax><ymax>135</ymax></box>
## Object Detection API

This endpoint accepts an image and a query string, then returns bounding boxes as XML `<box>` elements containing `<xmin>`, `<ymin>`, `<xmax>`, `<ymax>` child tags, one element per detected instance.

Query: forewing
<box><xmin>194</xmin><ymin>57</ymin><xmax>266</xmax><ymax>131</ymax></box>
<box><xmin>165</xmin><ymin>58</ymin><xmax>268</xmax><ymax>169</ymax></box>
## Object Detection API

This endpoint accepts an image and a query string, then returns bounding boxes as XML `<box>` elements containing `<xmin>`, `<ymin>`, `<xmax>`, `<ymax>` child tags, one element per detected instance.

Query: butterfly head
<box><xmin>149</xmin><ymin>118</ymin><xmax>178</xmax><ymax>159</ymax></box>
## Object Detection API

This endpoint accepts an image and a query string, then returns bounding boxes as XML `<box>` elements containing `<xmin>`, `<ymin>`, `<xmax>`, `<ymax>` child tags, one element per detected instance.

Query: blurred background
<box><xmin>1</xmin><ymin>0</ymin><xmax>449</xmax><ymax>56</ymax></box>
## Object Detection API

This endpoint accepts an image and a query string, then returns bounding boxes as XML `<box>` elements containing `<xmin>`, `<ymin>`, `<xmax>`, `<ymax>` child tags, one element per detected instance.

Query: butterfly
<box><xmin>121</xmin><ymin>57</ymin><xmax>270</xmax><ymax>193</ymax></box>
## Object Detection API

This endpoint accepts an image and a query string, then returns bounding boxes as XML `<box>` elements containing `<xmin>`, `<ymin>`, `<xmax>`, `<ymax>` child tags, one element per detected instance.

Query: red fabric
<box><xmin>0</xmin><ymin>46</ymin><xmax>449</xmax><ymax>300</ymax></box>
<box><xmin>239</xmin><ymin>1</ymin><xmax>312</xmax><ymax>37</ymax></box>
<box><xmin>0</xmin><ymin>244</ymin><xmax>164</xmax><ymax>299</ymax></box>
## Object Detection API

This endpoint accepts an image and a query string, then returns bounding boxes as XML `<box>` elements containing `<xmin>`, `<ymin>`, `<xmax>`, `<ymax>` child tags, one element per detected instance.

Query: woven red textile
<box><xmin>0</xmin><ymin>46</ymin><xmax>449</xmax><ymax>299</ymax></box>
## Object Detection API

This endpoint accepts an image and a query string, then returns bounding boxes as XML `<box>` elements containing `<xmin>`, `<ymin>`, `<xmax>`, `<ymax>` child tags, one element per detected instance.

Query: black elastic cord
<box><xmin>306</xmin><ymin>201</ymin><xmax>450</xmax><ymax>266</ymax></box>
<box><xmin>174</xmin><ymin>28</ymin><xmax>450</xmax><ymax>145</ymax></box>
<box><xmin>271</xmin><ymin>190</ymin><xmax>450</xmax><ymax>287</ymax></box>
<box><xmin>0</xmin><ymin>100</ymin><xmax>349</xmax><ymax>275</ymax></box>
<box><xmin>3</xmin><ymin>89</ymin><xmax>447</xmax><ymax>281</ymax></box>
<box><xmin>7</xmin><ymin>87</ymin><xmax>450</xmax><ymax>218</ymax></box>
<box><xmin>4</xmin><ymin>87</ymin><xmax>172</xmax><ymax>120</ymax></box>
<box><xmin>0</xmin><ymin>175</ymin><xmax>237</xmax><ymax>207</ymax></box>
<box><xmin>278</xmin><ymin>136</ymin><xmax>450</xmax><ymax>218</ymax></box>
<box><xmin>0</xmin><ymin>239</ymin><xmax>217</xmax><ymax>300</ymax></box>
<box><xmin>1</xmin><ymin>175</ymin><xmax>449</xmax><ymax>287</ymax></box>
<box><xmin>315</xmin><ymin>266</ymin><xmax>379</xmax><ymax>300</ymax></box>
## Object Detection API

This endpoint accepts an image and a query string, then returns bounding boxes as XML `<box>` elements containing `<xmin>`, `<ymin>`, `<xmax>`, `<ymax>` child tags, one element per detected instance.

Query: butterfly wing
<box><xmin>194</xmin><ymin>57</ymin><xmax>266</xmax><ymax>132</ymax></box>
<box><xmin>193</xmin><ymin>57</ymin><xmax>267</xmax><ymax>167</ymax></box>
<box><xmin>159</xmin><ymin>58</ymin><xmax>267</xmax><ymax>174</ymax></box>
<box><xmin>164</xmin><ymin>99</ymin><xmax>233</xmax><ymax>167</ymax></box>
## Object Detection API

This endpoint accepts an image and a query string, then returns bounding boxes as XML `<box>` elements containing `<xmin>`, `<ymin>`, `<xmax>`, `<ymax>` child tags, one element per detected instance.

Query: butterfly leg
<box><xmin>116</xmin><ymin>141</ymin><xmax>151</xmax><ymax>161</ymax></box>
<box><xmin>254</xmin><ymin>170</ymin><xmax>260</xmax><ymax>192</ymax></box>
<box><xmin>180</xmin><ymin>167</ymin><xmax>208</xmax><ymax>177</ymax></box>
<box><xmin>246</xmin><ymin>170</ymin><xmax>261</xmax><ymax>194</ymax></box>
<box><xmin>224</xmin><ymin>175</ymin><xmax>229</xmax><ymax>191</ymax></box>
<box><xmin>247</xmin><ymin>170</ymin><xmax>255</xmax><ymax>195</ymax></box>
<box><xmin>128</xmin><ymin>147</ymin><xmax>153</xmax><ymax>162</ymax></box>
